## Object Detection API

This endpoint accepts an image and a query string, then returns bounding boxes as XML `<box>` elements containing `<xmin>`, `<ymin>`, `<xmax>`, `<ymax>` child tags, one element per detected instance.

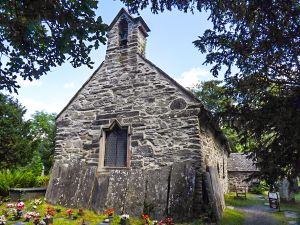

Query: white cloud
<box><xmin>64</xmin><ymin>82</ymin><xmax>75</xmax><ymax>89</ymax></box>
<box><xmin>19</xmin><ymin>97</ymin><xmax>65</xmax><ymax>119</ymax></box>
<box><xmin>175</xmin><ymin>67</ymin><xmax>211</xmax><ymax>88</ymax></box>
<box><xmin>17</xmin><ymin>77</ymin><xmax>43</xmax><ymax>88</ymax></box>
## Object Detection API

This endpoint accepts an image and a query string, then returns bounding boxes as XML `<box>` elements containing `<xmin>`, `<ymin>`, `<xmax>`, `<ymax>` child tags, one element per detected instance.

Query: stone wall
<box><xmin>46</xmin><ymin>160</ymin><xmax>197</xmax><ymax>221</ymax></box>
<box><xmin>55</xmin><ymin>54</ymin><xmax>204</xmax><ymax>169</ymax></box>
<box><xmin>198</xmin><ymin>115</ymin><xmax>229</xmax><ymax>194</ymax></box>
<box><xmin>228</xmin><ymin>171</ymin><xmax>256</xmax><ymax>191</ymax></box>
<box><xmin>49</xmin><ymin>9</ymin><xmax>229</xmax><ymax>222</ymax></box>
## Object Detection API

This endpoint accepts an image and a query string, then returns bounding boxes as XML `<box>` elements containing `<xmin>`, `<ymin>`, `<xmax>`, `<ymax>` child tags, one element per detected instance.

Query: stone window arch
<box><xmin>98</xmin><ymin>120</ymin><xmax>131</xmax><ymax>171</ymax></box>
<box><xmin>119</xmin><ymin>18</ymin><xmax>128</xmax><ymax>46</ymax></box>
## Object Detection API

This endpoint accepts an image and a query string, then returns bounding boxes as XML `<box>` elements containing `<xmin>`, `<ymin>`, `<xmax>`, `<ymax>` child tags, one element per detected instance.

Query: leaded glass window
<box><xmin>104</xmin><ymin>125</ymin><xmax>128</xmax><ymax>167</ymax></box>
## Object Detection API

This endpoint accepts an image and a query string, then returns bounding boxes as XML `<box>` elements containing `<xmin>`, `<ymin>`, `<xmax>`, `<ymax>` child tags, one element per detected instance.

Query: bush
<box><xmin>0</xmin><ymin>169</ymin><xmax>49</xmax><ymax>196</ymax></box>
<box><xmin>36</xmin><ymin>175</ymin><xmax>50</xmax><ymax>187</ymax></box>
<box><xmin>249</xmin><ymin>181</ymin><xmax>269</xmax><ymax>194</ymax></box>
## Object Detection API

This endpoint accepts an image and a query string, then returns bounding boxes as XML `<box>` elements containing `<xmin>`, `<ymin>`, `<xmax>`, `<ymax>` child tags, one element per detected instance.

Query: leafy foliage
<box><xmin>0</xmin><ymin>168</ymin><xmax>49</xmax><ymax>196</ymax></box>
<box><xmin>123</xmin><ymin>0</ymin><xmax>300</xmax><ymax>185</ymax></box>
<box><xmin>0</xmin><ymin>169</ymin><xmax>36</xmax><ymax>196</ymax></box>
<box><xmin>193</xmin><ymin>80</ymin><xmax>244</xmax><ymax>152</ymax></box>
<box><xmin>0</xmin><ymin>93</ymin><xmax>33</xmax><ymax>169</ymax></box>
<box><xmin>30</xmin><ymin>111</ymin><xmax>56</xmax><ymax>174</ymax></box>
<box><xmin>0</xmin><ymin>0</ymin><xmax>107</xmax><ymax>93</ymax></box>
<box><xmin>193</xmin><ymin>80</ymin><xmax>226</xmax><ymax>114</ymax></box>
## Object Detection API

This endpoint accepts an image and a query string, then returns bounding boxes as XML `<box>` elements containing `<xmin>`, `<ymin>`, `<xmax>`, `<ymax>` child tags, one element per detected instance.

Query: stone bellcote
<box><xmin>105</xmin><ymin>8</ymin><xmax>150</xmax><ymax>63</ymax></box>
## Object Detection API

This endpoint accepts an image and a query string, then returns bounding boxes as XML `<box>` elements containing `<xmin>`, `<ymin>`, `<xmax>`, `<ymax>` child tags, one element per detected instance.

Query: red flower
<box><xmin>16</xmin><ymin>201</ymin><xmax>25</xmax><ymax>211</ymax></box>
<box><xmin>66</xmin><ymin>209</ymin><xmax>73</xmax><ymax>215</ymax></box>
<box><xmin>158</xmin><ymin>217</ymin><xmax>174</xmax><ymax>225</ymax></box>
<box><xmin>142</xmin><ymin>214</ymin><xmax>150</xmax><ymax>220</ymax></box>
<box><xmin>47</xmin><ymin>207</ymin><xmax>56</xmax><ymax>216</ymax></box>
<box><xmin>104</xmin><ymin>208</ymin><xmax>114</xmax><ymax>216</ymax></box>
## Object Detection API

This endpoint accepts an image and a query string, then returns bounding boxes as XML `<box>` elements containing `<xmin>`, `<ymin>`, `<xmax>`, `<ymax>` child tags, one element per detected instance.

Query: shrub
<box><xmin>36</xmin><ymin>175</ymin><xmax>50</xmax><ymax>187</ymax></box>
<box><xmin>0</xmin><ymin>169</ymin><xmax>49</xmax><ymax>196</ymax></box>
<box><xmin>249</xmin><ymin>181</ymin><xmax>269</xmax><ymax>194</ymax></box>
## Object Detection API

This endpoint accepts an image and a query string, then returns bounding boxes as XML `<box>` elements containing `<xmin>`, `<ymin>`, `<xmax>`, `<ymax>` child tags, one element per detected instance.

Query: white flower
<box><xmin>6</xmin><ymin>203</ymin><xmax>14</xmax><ymax>208</ymax></box>
<box><xmin>152</xmin><ymin>220</ymin><xmax>158</xmax><ymax>225</ymax></box>
<box><xmin>0</xmin><ymin>215</ymin><xmax>7</xmax><ymax>224</ymax></box>
<box><xmin>121</xmin><ymin>214</ymin><xmax>130</xmax><ymax>219</ymax></box>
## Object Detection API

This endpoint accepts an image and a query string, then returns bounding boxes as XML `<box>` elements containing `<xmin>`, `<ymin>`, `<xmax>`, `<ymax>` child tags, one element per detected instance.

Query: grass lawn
<box><xmin>223</xmin><ymin>192</ymin><xmax>300</xmax><ymax>225</ymax></box>
<box><xmin>0</xmin><ymin>192</ymin><xmax>299</xmax><ymax>224</ymax></box>
<box><xmin>220</xmin><ymin>208</ymin><xmax>245</xmax><ymax>225</ymax></box>
<box><xmin>271</xmin><ymin>193</ymin><xmax>300</xmax><ymax>225</ymax></box>
<box><xmin>224</xmin><ymin>192</ymin><xmax>264</xmax><ymax>207</ymax></box>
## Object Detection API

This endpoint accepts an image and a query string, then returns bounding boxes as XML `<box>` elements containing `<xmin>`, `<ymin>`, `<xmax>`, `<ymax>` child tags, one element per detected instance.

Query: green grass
<box><xmin>225</xmin><ymin>192</ymin><xmax>264</xmax><ymax>207</ymax></box>
<box><xmin>0</xmin><ymin>192</ymin><xmax>299</xmax><ymax>225</ymax></box>
<box><xmin>279</xmin><ymin>192</ymin><xmax>300</xmax><ymax>223</ymax></box>
<box><xmin>220</xmin><ymin>208</ymin><xmax>245</xmax><ymax>225</ymax></box>
<box><xmin>225</xmin><ymin>192</ymin><xmax>300</xmax><ymax>224</ymax></box>
<box><xmin>177</xmin><ymin>219</ymin><xmax>205</xmax><ymax>225</ymax></box>
<box><xmin>272</xmin><ymin>211</ymin><xmax>289</xmax><ymax>225</ymax></box>
<box><xmin>0</xmin><ymin>199</ymin><xmax>109</xmax><ymax>225</ymax></box>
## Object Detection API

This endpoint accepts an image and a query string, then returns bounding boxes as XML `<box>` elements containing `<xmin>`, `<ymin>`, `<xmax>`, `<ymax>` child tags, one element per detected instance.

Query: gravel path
<box><xmin>227</xmin><ymin>194</ymin><xmax>300</xmax><ymax>225</ymax></box>
<box><xmin>236</xmin><ymin>205</ymin><xmax>280</xmax><ymax>225</ymax></box>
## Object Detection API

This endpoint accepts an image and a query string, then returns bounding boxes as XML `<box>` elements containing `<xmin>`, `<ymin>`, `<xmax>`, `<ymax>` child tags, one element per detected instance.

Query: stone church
<box><xmin>46</xmin><ymin>9</ymin><xmax>229</xmax><ymax>221</ymax></box>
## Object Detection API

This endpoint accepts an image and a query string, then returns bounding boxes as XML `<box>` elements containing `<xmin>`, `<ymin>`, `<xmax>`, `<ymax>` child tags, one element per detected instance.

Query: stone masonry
<box><xmin>228</xmin><ymin>153</ymin><xmax>259</xmax><ymax>191</ymax></box>
<box><xmin>46</xmin><ymin>8</ymin><xmax>229</xmax><ymax>222</ymax></box>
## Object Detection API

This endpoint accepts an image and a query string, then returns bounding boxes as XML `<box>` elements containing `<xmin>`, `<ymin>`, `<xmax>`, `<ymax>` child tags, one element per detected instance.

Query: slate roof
<box><xmin>228</xmin><ymin>153</ymin><xmax>259</xmax><ymax>172</ymax></box>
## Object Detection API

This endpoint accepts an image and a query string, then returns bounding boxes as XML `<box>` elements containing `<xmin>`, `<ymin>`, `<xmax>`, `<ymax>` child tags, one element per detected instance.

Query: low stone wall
<box><xmin>46</xmin><ymin>160</ymin><xmax>198</xmax><ymax>221</ymax></box>
<box><xmin>9</xmin><ymin>187</ymin><xmax>47</xmax><ymax>201</ymax></box>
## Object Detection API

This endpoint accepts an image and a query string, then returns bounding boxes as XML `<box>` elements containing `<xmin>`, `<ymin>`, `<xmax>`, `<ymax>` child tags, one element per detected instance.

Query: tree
<box><xmin>30</xmin><ymin>111</ymin><xmax>56</xmax><ymax>174</ymax></box>
<box><xmin>193</xmin><ymin>80</ymin><xmax>244</xmax><ymax>153</ymax></box>
<box><xmin>122</xmin><ymin>0</ymin><xmax>300</xmax><ymax>185</ymax></box>
<box><xmin>0</xmin><ymin>0</ymin><xmax>107</xmax><ymax>93</ymax></box>
<box><xmin>0</xmin><ymin>93</ymin><xmax>33</xmax><ymax>169</ymax></box>
<box><xmin>193</xmin><ymin>80</ymin><xmax>226</xmax><ymax>114</ymax></box>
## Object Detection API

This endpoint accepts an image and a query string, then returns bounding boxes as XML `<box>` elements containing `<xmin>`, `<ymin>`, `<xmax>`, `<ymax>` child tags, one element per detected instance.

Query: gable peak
<box><xmin>108</xmin><ymin>8</ymin><xmax>150</xmax><ymax>34</ymax></box>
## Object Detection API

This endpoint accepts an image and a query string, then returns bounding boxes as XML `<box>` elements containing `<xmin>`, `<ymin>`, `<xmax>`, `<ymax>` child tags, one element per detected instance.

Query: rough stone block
<box><xmin>145</xmin><ymin>167</ymin><xmax>170</xmax><ymax>219</ymax></box>
<box><xmin>106</xmin><ymin>170</ymin><xmax>130</xmax><ymax>214</ymax></box>
<box><xmin>89</xmin><ymin>174</ymin><xmax>110</xmax><ymax>212</ymax></box>
<box><xmin>168</xmin><ymin>162</ymin><xmax>196</xmax><ymax>221</ymax></box>
<box><xmin>124</xmin><ymin>170</ymin><xmax>145</xmax><ymax>215</ymax></box>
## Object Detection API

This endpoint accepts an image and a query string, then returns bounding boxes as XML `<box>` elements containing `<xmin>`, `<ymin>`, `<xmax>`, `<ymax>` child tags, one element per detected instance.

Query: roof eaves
<box><xmin>108</xmin><ymin>8</ymin><xmax>133</xmax><ymax>31</ymax></box>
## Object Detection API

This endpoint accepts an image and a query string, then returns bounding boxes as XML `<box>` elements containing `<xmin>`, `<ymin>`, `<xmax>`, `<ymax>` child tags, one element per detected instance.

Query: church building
<box><xmin>46</xmin><ymin>9</ymin><xmax>229</xmax><ymax>221</ymax></box>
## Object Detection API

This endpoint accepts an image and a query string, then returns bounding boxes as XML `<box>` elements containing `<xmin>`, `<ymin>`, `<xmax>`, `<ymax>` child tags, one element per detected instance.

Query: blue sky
<box><xmin>11</xmin><ymin>1</ymin><xmax>217</xmax><ymax>119</ymax></box>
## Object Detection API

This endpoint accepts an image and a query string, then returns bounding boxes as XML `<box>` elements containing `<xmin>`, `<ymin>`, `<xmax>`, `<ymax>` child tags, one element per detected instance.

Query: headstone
<box><xmin>279</xmin><ymin>178</ymin><xmax>295</xmax><ymax>202</ymax></box>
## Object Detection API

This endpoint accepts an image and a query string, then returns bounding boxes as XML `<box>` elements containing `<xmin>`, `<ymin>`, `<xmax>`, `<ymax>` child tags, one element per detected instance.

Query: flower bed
<box><xmin>0</xmin><ymin>199</ymin><xmax>177</xmax><ymax>225</ymax></box>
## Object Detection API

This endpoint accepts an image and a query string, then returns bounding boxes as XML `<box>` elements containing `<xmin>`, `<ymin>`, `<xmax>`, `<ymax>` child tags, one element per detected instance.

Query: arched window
<box><xmin>104</xmin><ymin>125</ymin><xmax>128</xmax><ymax>167</ymax></box>
<box><xmin>119</xmin><ymin>18</ymin><xmax>128</xmax><ymax>46</ymax></box>
<box><xmin>98</xmin><ymin>120</ymin><xmax>131</xmax><ymax>170</ymax></box>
